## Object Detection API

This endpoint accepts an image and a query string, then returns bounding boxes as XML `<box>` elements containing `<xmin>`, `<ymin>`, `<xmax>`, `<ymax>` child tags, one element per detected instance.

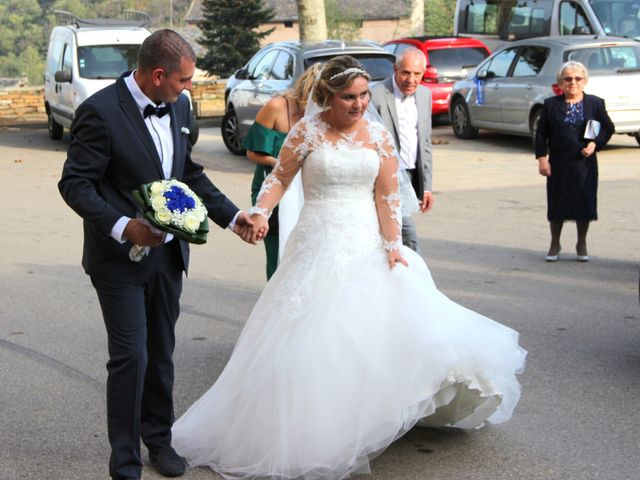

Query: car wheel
<box><xmin>451</xmin><ymin>98</ymin><xmax>478</xmax><ymax>139</ymax></box>
<box><xmin>221</xmin><ymin>109</ymin><xmax>246</xmax><ymax>156</ymax></box>
<box><xmin>634</xmin><ymin>131</ymin><xmax>640</xmax><ymax>146</ymax></box>
<box><xmin>48</xmin><ymin>112</ymin><xmax>63</xmax><ymax>140</ymax></box>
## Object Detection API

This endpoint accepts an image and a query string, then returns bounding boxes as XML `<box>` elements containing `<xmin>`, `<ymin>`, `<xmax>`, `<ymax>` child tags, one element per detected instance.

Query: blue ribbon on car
<box><xmin>475</xmin><ymin>77</ymin><xmax>485</xmax><ymax>105</ymax></box>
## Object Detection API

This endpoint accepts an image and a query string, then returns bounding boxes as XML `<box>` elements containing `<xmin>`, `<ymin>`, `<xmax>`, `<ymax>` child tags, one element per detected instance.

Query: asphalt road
<box><xmin>0</xmin><ymin>122</ymin><xmax>638</xmax><ymax>480</ymax></box>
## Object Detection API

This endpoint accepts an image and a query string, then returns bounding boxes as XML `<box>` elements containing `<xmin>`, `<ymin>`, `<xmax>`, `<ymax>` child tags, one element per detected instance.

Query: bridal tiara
<box><xmin>329</xmin><ymin>67</ymin><xmax>367</xmax><ymax>82</ymax></box>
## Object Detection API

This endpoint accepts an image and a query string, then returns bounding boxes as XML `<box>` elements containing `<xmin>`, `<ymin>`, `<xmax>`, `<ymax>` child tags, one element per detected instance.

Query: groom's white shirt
<box><xmin>110</xmin><ymin>72</ymin><xmax>240</xmax><ymax>243</ymax></box>
<box><xmin>110</xmin><ymin>72</ymin><xmax>174</xmax><ymax>243</ymax></box>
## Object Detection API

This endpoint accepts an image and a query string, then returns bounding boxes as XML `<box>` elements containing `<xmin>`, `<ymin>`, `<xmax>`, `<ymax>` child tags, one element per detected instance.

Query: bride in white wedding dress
<box><xmin>171</xmin><ymin>56</ymin><xmax>526</xmax><ymax>480</ymax></box>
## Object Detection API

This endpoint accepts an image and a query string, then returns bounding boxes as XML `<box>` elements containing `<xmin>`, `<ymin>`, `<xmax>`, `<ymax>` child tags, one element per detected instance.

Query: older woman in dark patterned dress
<box><xmin>535</xmin><ymin>61</ymin><xmax>614</xmax><ymax>262</ymax></box>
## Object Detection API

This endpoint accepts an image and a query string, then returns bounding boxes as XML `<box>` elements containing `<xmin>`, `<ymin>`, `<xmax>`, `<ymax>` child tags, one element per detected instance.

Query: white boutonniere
<box><xmin>181</xmin><ymin>126</ymin><xmax>190</xmax><ymax>135</ymax></box>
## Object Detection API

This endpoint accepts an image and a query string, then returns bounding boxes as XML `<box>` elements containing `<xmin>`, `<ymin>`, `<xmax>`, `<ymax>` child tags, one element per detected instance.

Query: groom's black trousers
<box><xmin>91</xmin><ymin>243</ymin><xmax>183</xmax><ymax>480</ymax></box>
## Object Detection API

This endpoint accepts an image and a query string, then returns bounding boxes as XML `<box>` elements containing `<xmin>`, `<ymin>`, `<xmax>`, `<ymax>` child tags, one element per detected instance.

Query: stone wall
<box><xmin>0</xmin><ymin>81</ymin><xmax>226</xmax><ymax>126</ymax></box>
<box><xmin>0</xmin><ymin>87</ymin><xmax>47</xmax><ymax>126</ymax></box>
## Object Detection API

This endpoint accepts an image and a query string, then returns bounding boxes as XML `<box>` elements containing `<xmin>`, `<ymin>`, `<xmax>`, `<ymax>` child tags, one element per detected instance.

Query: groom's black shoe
<box><xmin>149</xmin><ymin>447</ymin><xmax>186</xmax><ymax>477</ymax></box>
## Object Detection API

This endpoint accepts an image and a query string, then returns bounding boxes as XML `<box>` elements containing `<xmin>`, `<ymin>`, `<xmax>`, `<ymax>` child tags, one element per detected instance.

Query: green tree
<box><xmin>424</xmin><ymin>0</ymin><xmax>456</xmax><ymax>35</ymax></box>
<box><xmin>325</xmin><ymin>0</ymin><xmax>361</xmax><ymax>41</ymax></box>
<box><xmin>0</xmin><ymin>0</ymin><xmax>47</xmax><ymax>84</ymax></box>
<box><xmin>197</xmin><ymin>0</ymin><xmax>274</xmax><ymax>77</ymax></box>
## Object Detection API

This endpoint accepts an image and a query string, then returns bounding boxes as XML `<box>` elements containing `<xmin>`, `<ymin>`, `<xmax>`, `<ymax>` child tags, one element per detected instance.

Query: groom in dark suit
<box><xmin>59</xmin><ymin>29</ymin><xmax>254</xmax><ymax>480</ymax></box>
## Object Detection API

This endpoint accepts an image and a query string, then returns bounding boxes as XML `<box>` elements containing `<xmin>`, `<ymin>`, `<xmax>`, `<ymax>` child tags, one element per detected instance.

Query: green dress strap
<box><xmin>242</xmin><ymin>121</ymin><xmax>287</xmax><ymax>158</ymax></box>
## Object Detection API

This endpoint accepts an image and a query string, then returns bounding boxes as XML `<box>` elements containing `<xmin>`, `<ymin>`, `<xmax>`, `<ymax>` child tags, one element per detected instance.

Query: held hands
<box><xmin>581</xmin><ymin>141</ymin><xmax>596</xmax><ymax>158</ymax></box>
<box><xmin>387</xmin><ymin>249</ymin><xmax>408</xmax><ymax>269</ymax></box>
<box><xmin>249</xmin><ymin>213</ymin><xmax>269</xmax><ymax>244</ymax></box>
<box><xmin>233</xmin><ymin>212</ymin><xmax>257</xmax><ymax>244</ymax></box>
<box><xmin>124</xmin><ymin>218</ymin><xmax>165</xmax><ymax>247</ymax></box>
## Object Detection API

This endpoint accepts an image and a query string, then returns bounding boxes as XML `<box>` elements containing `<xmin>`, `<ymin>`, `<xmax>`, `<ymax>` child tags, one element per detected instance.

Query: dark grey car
<box><xmin>221</xmin><ymin>40</ymin><xmax>396</xmax><ymax>155</ymax></box>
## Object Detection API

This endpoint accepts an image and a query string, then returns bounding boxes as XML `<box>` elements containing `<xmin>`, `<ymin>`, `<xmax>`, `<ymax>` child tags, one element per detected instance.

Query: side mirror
<box><xmin>54</xmin><ymin>70</ymin><xmax>72</xmax><ymax>83</ymax></box>
<box><xmin>422</xmin><ymin>65</ymin><xmax>438</xmax><ymax>83</ymax></box>
<box><xmin>234</xmin><ymin>68</ymin><xmax>249</xmax><ymax>80</ymax></box>
<box><xmin>477</xmin><ymin>69</ymin><xmax>489</xmax><ymax>80</ymax></box>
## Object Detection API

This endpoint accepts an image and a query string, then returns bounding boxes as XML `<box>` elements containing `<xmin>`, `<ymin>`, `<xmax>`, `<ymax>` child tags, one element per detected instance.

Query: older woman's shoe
<box><xmin>545</xmin><ymin>246</ymin><xmax>560</xmax><ymax>262</ymax></box>
<box><xmin>576</xmin><ymin>243</ymin><xmax>589</xmax><ymax>262</ymax></box>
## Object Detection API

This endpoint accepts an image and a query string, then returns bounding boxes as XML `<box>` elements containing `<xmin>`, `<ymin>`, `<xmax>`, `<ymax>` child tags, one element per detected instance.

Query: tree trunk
<box><xmin>410</xmin><ymin>0</ymin><xmax>424</xmax><ymax>36</ymax></box>
<box><xmin>296</xmin><ymin>0</ymin><xmax>327</xmax><ymax>42</ymax></box>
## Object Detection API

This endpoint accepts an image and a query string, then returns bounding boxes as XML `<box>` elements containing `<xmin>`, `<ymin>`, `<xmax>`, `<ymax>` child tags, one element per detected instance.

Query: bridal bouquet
<box><xmin>132</xmin><ymin>179</ymin><xmax>209</xmax><ymax>244</ymax></box>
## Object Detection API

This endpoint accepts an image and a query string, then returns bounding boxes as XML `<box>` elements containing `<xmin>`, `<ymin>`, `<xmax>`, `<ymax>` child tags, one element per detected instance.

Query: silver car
<box><xmin>221</xmin><ymin>40</ymin><xmax>396</xmax><ymax>155</ymax></box>
<box><xmin>449</xmin><ymin>35</ymin><xmax>640</xmax><ymax>145</ymax></box>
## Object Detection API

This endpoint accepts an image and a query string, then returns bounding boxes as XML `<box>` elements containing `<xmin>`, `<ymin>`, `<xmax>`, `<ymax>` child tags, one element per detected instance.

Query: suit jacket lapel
<box><xmin>115</xmin><ymin>77</ymin><xmax>164</xmax><ymax>178</ymax></box>
<box><xmin>416</xmin><ymin>87</ymin><xmax>429</xmax><ymax>142</ymax></box>
<box><xmin>169</xmin><ymin>104</ymin><xmax>184</xmax><ymax>179</ymax></box>
<box><xmin>383</xmin><ymin>77</ymin><xmax>401</xmax><ymax>148</ymax></box>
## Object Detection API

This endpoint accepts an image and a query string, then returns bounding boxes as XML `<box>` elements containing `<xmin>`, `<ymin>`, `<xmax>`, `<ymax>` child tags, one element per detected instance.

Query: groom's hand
<box><xmin>123</xmin><ymin>218</ymin><xmax>165</xmax><ymax>247</ymax></box>
<box><xmin>233</xmin><ymin>212</ymin><xmax>257</xmax><ymax>244</ymax></box>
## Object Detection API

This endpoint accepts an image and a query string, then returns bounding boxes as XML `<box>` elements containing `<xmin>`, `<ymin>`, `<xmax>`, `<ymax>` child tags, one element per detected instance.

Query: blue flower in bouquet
<box><xmin>148</xmin><ymin>179</ymin><xmax>207</xmax><ymax>234</ymax></box>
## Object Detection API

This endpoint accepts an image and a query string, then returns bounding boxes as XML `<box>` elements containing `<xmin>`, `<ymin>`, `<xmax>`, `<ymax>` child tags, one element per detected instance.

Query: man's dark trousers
<box><xmin>91</xmin><ymin>243</ymin><xmax>182</xmax><ymax>479</ymax></box>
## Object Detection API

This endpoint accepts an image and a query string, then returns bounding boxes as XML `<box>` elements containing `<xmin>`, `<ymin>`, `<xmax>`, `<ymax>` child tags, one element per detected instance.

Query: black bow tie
<box><xmin>143</xmin><ymin>104</ymin><xmax>169</xmax><ymax>118</ymax></box>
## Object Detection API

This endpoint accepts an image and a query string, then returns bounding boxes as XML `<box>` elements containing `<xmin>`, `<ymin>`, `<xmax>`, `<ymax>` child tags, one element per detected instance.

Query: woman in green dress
<box><xmin>243</xmin><ymin>64</ymin><xmax>321</xmax><ymax>279</ymax></box>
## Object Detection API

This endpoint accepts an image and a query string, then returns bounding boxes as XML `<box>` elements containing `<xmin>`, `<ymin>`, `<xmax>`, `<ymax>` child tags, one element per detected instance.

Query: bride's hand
<box><xmin>250</xmin><ymin>214</ymin><xmax>269</xmax><ymax>243</ymax></box>
<box><xmin>387</xmin><ymin>249</ymin><xmax>408</xmax><ymax>269</ymax></box>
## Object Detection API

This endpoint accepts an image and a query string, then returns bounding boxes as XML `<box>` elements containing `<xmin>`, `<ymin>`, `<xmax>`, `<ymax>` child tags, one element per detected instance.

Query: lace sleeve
<box><xmin>248</xmin><ymin>119</ymin><xmax>310</xmax><ymax>218</ymax></box>
<box><xmin>374</xmin><ymin>128</ymin><xmax>403</xmax><ymax>251</ymax></box>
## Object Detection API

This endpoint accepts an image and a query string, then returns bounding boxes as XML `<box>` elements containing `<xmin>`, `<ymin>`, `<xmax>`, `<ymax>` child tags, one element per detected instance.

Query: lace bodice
<box><xmin>251</xmin><ymin>114</ymin><xmax>402</xmax><ymax>251</ymax></box>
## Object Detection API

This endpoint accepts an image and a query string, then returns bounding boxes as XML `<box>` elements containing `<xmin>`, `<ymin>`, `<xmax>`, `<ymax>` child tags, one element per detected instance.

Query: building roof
<box><xmin>185</xmin><ymin>0</ymin><xmax>411</xmax><ymax>23</ymax></box>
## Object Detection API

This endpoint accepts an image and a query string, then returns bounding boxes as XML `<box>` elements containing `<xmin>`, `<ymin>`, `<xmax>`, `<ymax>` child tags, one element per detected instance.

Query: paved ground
<box><xmin>0</xmin><ymin>122</ymin><xmax>638</xmax><ymax>480</ymax></box>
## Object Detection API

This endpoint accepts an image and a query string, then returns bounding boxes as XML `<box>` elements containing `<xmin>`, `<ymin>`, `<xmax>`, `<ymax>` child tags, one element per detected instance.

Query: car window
<box><xmin>78</xmin><ymin>45</ymin><xmax>139</xmax><ymax>79</ymax></box>
<box><xmin>270</xmin><ymin>51</ymin><xmax>294</xmax><ymax>80</ymax></box>
<box><xmin>382</xmin><ymin>44</ymin><xmax>397</xmax><ymax>55</ymax></box>
<box><xmin>252</xmin><ymin>49</ymin><xmax>279</xmax><ymax>80</ymax></box>
<box><xmin>560</xmin><ymin>1</ymin><xmax>593</xmax><ymax>35</ymax></box>
<box><xmin>62</xmin><ymin>43</ymin><xmax>73</xmax><ymax>73</ymax></box>
<box><xmin>566</xmin><ymin>44</ymin><xmax>640</xmax><ymax>72</ymax></box>
<box><xmin>305</xmin><ymin>54</ymin><xmax>395</xmax><ymax>81</ymax></box>
<box><xmin>512</xmin><ymin>46</ymin><xmax>549</xmax><ymax>77</ymax></box>
<box><xmin>245</xmin><ymin>49</ymin><xmax>268</xmax><ymax>77</ymax></box>
<box><xmin>427</xmin><ymin>47</ymin><xmax>490</xmax><ymax>77</ymax></box>
<box><xmin>485</xmin><ymin>48</ymin><xmax>518</xmax><ymax>78</ymax></box>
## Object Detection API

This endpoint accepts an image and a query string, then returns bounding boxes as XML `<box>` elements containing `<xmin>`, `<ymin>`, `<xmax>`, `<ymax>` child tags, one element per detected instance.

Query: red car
<box><xmin>383</xmin><ymin>37</ymin><xmax>492</xmax><ymax>116</ymax></box>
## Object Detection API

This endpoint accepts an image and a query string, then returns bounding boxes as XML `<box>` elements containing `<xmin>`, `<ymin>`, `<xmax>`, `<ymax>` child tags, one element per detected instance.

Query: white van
<box><xmin>44</xmin><ymin>12</ymin><xmax>151</xmax><ymax>139</ymax></box>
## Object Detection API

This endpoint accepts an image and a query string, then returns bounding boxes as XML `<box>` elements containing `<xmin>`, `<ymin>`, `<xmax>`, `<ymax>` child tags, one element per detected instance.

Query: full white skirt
<box><xmin>172</xmin><ymin>214</ymin><xmax>526</xmax><ymax>479</ymax></box>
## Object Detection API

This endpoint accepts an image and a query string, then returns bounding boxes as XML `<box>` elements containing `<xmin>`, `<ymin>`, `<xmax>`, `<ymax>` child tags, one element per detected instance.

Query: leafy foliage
<box><xmin>0</xmin><ymin>0</ymin><xmax>192</xmax><ymax>85</ymax></box>
<box><xmin>424</xmin><ymin>0</ymin><xmax>456</xmax><ymax>36</ymax></box>
<box><xmin>197</xmin><ymin>0</ymin><xmax>275</xmax><ymax>78</ymax></box>
<box><xmin>325</xmin><ymin>0</ymin><xmax>361</xmax><ymax>41</ymax></box>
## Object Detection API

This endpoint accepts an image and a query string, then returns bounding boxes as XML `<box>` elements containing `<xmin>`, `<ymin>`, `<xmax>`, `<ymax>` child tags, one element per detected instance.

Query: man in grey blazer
<box><xmin>371</xmin><ymin>47</ymin><xmax>434</xmax><ymax>252</ymax></box>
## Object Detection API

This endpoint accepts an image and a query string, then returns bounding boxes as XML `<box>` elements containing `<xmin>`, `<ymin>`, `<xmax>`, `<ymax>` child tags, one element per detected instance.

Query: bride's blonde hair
<box><xmin>312</xmin><ymin>56</ymin><xmax>370</xmax><ymax>107</ymax></box>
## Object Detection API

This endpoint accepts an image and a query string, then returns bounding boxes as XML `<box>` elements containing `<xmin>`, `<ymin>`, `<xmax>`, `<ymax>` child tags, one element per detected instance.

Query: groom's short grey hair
<box><xmin>395</xmin><ymin>47</ymin><xmax>427</xmax><ymax>69</ymax></box>
<box><xmin>137</xmin><ymin>29</ymin><xmax>196</xmax><ymax>74</ymax></box>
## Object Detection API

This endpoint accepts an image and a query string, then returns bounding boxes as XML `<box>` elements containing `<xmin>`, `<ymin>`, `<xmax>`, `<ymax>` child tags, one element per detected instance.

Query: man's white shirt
<box><xmin>392</xmin><ymin>76</ymin><xmax>418</xmax><ymax>171</ymax></box>
<box><xmin>110</xmin><ymin>72</ymin><xmax>239</xmax><ymax>243</ymax></box>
